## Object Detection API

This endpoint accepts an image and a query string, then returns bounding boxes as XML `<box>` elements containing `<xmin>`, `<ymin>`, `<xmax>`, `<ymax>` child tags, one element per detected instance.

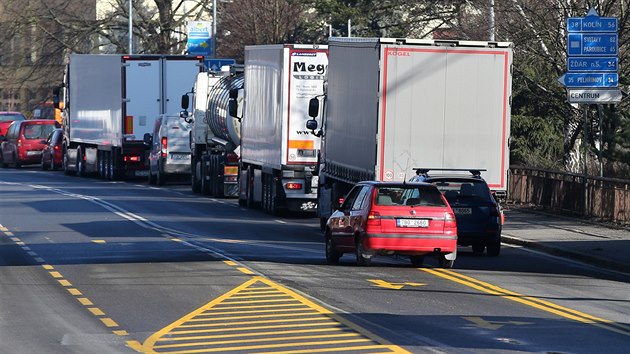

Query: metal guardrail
<box><xmin>508</xmin><ymin>166</ymin><xmax>630</xmax><ymax>226</ymax></box>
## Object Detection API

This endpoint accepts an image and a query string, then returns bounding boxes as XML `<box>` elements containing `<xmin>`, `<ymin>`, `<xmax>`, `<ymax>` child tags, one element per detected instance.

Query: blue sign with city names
<box><xmin>559</xmin><ymin>73</ymin><xmax>618</xmax><ymax>88</ymax></box>
<box><xmin>567</xmin><ymin>57</ymin><xmax>618</xmax><ymax>72</ymax></box>
<box><xmin>567</xmin><ymin>16</ymin><xmax>617</xmax><ymax>32</ymax></box>
<box><xmin>567</xmin><ymin>33</ymin><xmax>618</xmax><ymax>56</ymax></box>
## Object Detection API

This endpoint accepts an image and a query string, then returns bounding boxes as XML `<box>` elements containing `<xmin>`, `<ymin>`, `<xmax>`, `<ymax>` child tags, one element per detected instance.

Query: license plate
<box><xmin>27</xmin><ymin>151</ymin><xmax>42</xmax><ymax>156</ymax></box>
<box><xmin>396</xmin><ymin>219</ymin><xmax>429</xmax><ymax>228</ymax></box>
<box><xmin>453</xmin><ymin>208</ymin><xmax>472</xmax><ymax>215</ymax></box>
<box><xmin>170</xmin><ymin>153</ymin><xmax>190</xmax><ymax>160</ymax></box>
<box><xmin>135</xmin><ymin>170</ymin><xmax>149</xmax><ymax>177</ymax></box>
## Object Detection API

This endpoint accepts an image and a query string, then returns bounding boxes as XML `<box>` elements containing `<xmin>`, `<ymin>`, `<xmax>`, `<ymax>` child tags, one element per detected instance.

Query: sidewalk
<box><xmin>501</xmin><ymin>207</ymin><xmax>630</xmax><ymax>274</ymax></box>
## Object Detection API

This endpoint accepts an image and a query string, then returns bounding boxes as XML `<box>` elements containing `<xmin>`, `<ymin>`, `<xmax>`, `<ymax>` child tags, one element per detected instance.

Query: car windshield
<box><xmin>375</xmin><ymin>186</ymin><xmax>446</xmax><ymax>207</ymax></box>
<box><xmin>23</xmin><ymin>124</ymin><xmax>56</xmax><ymax>140</ymax></box>
<box><xmin>0</xmin><ymin>113</ymin><xmax>26</xmax><ymax>122</ymax></box>
<box><xmin>433</xmin><ymin>180</ymin><xmax>494</xmax><ymax>202</ymax></box>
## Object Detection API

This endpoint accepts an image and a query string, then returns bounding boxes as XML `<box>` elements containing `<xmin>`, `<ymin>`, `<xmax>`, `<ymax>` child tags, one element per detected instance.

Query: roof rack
<box><xmin>412</xmin><ymin>168</ymin><xmax>487</xmax><ymax>177</ymax></box>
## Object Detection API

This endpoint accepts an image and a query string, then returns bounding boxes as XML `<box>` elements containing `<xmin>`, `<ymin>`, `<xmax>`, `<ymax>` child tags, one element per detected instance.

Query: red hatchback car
<box><xmin>40</xmin><ymin>128</ymin><xmax>64</xmax><ymax>170</ymax></box>
<box><xmin>1</xmin><ymin>119</ymin><xmax>60</xmax><ymax>168</ymax></box>
<box><xmin>325</xmin><ymin>181</ymin><xmax>458</xmax><ymax>267</ymax></box>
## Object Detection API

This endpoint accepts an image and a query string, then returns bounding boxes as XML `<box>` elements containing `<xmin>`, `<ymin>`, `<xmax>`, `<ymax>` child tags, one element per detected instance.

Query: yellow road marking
<box><xmin>133</xmin><ymin>276</ymin><xmax>409</xmax><ymax>353</ymax></box>
<box><xmin>423</xmin><ymin>268</ymin><xmax>630</xmax><ymax>336</ymax></box>
<box><xmin>89</xmin><ymin>307</ymin><xmax>105</xmax><ymax>316</ymax></box>
<box><xmin>368</xmin><ymin>279</ymin><xmax>426</xmax><ymax>290</ymax></box>
<box><xmin>78</xmin><ymin>298</ymin><xmax>94</xmax><ymax>306</ymax></box>
<box><xmin>58</xmin><ymin>279</ymin><xmax>72</xmax><ymax>287</ymax></box>
<box><xmin>67</xmin><ymin>288</ymin><xmax>82</xmax><ymax>296</ymax></box>
<box><xmin>236</xmin><ymin>267</ymin><xmax>254</xmax><ymax>275</ymax></box>
<box><xmin>92</xmin><ymin>240</ymin><xmax>106</xmax><ymax>244</ymax></box>
<box><xmin>260</xmin><ymin>344</ymin><xmax>410</xmax><ymax>354</ymax></box>
<box><xmin>49</xmin><ymin>271</ymin><xmax>63</xmax><ymax>279</ymax></box>
<box><xmin>101</xmin><ymin>318</ymin><xmax>119</xmax><ymax>327</ymax></box>
<box><xmin>42</xmin><ymin>265</ymin><xmax>54</xmax><ymax>270</ymax></box>
<box><xmin>114</xmin><ymin>330</ymin><xmax>129</xmax><ymax>336</ymax></box>
<box><xmin>223</xmin><ymin>260</ymin><xmax>237</xmax><ymax>266</ymax></box>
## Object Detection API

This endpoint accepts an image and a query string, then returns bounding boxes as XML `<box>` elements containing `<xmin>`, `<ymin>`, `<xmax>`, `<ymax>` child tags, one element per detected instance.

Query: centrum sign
<box><xmin>567</xmin><ymin>89</ymin><xmax>622</xmax><ymax>104</ymax></box>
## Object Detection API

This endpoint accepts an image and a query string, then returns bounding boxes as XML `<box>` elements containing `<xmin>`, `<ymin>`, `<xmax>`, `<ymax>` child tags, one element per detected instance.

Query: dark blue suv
<box><xmin>410</xmin><ymin>169</ymin><xmax>503</xmax><ymax>256</ymax></box>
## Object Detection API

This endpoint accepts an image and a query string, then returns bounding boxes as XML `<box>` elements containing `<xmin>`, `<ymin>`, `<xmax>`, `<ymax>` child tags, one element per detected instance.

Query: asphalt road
<box><xmin>1</xmin><ymin>167</ymin><xmax>629</xmax><ymax>354</ymax></box>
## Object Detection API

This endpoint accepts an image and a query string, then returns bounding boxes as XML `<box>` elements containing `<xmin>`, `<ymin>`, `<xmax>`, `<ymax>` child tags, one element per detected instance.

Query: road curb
<box><xmin>501</xmin><ymin>234</ymin><xmax>630</xmax><ymax>275</ymax></box>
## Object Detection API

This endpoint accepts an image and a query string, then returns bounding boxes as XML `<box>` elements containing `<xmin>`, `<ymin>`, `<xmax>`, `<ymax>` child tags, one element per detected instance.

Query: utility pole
<box><xmin>128</xmin><ymin>0</ymin><xmax>133</xmax><ymax>54</ymax></box>
<box><xmin>489</xmin><ymin>0</ymin><xmax>495</xmax><ymax>41</ymax></box>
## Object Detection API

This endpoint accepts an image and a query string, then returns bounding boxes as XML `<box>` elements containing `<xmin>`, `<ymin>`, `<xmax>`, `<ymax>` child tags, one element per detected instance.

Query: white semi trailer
<box><xmin>237</xmin><ymin>44</ymin><xmax>328</xmax><ymax>215</ymax></box>
<box><xmin>307</xmin><ymin>38</ymin><xmax>513</xmax><ymax>228</ymax></box>
<box><xmin>56</xmin><ymin>54</ymin><xmax>203</xmax><ymax>179</ymax></box>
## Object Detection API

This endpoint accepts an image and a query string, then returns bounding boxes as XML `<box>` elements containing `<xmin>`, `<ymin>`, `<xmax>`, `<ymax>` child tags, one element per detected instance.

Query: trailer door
<box><xmin>162</xmin><ymin>58</ymin><xmax>203</xmax><ymax>116</ymax></box>
<box><xmin>123</xmin><ymin>57</ymin><xmax>161</xmax><ymax>142</ymax></box>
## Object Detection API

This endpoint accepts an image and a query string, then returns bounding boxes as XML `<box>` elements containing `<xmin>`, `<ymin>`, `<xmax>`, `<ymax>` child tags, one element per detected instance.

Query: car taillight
<box><xmin>367</xmin><ymin>211</ymin><xmax>381</xmax><ymax>226</ymax></box>
<box><xmin>124</xmin><ymin>155</ymin><xmax>141</xmax><ymax>162</ymax></box>
<box><xmin>53</xmin><ymin>145</ymin><xmax>60</xmax><ymax>151</ymax></box>
<box><xmin>286</xmin><ymin>183</ymin><xmax>302</xmax><ymax>190</ymax></box>
<box><xmin>161</xmin><ymin>137</ymin><xmax>167</xmax><ymax>157</ymax></box>
<box><xmin>17</xmin><ymin>139</ymin><xmax>22</xmax><ymax>147</ymax></box>
<box><xmin>444</xmin><ymin>212</ymin><xmax>457</xmax><ymax>228</ymax></box>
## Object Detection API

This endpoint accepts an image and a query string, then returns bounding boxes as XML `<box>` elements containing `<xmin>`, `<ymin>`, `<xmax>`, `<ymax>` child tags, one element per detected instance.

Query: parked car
<box><xmin>1</xmin><ymin>119</ymin><xmax>60</xmax><ymax>168</ymax></box>
<box><xmin>144</xmin><ymin>115</ymin><xmax>192</xmax><ymax>185</ymax></box>
<box><xmin>0</xmin><ymin>112</ymin><xmax>27</xmax><ymax>166</ymax></box>
<box><xmin>410</xmin><ymin>169</ymin><xmax>503</xmax><ymax>256</ymax></box>
<box><xmin>324</xmin><ymin>181</ymin><xmax>458</xmax><ymax>267</ymax></box>
<box><xmin>41</xmin><ymin>128</ymin><xmax>64</xmax><ymax>171</ymax></box>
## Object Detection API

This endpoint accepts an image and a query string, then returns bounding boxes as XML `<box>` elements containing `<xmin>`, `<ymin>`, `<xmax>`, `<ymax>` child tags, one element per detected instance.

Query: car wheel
<box><xmin>472</xmin><ymin>244</ymin><xmax>485</xmax><ymax>254</ymax></box>
<box><xmin>12</xmin><ymin>154</ymin><xmax>20</xmax><ymax>169</ymax></box>
<box><xmin>156</xmin><ymin>163</ymin><xmax>165</xmax><ymax>186</ymax></box>
<box><xmin>410</xmin><ymin>255</ymin><xmax>424</xmax><ymax>267</ymax></box>
<box><xmin>51</xmin><ymin>156</ymin><xmax>58</xmax><ymax>171</ymax></box>
<box><xmin>438</xmin><ymin>254</ymin><xmax>455</xmax><ymax>268</ymax></box>
<box><xmin>325</xmin><ymin>233</ymin><xmax>342</xmax><ymax>264</ymax></box>
<box><xmin>355</xmin><ymin>237</ymin><xmax>371</xmax><ymax>266</ymax></box>
<box><xmin>486</xmin><ymin>240</ymin><xmax>501</xmax><ymax>257</ymax></box>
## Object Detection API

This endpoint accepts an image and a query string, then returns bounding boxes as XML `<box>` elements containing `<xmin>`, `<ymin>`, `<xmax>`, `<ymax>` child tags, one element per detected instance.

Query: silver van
<box><xmin>145</xmin><ymin>115</ymin><xmax>192</xmax><ymax>185</ymax></box>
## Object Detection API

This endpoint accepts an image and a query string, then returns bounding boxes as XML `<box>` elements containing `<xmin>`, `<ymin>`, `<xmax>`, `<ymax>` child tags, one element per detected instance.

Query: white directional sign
<box><xmin>567</xmin><ymin>89</ymin><xmax>622</xmax><ymax>104</ymax></box>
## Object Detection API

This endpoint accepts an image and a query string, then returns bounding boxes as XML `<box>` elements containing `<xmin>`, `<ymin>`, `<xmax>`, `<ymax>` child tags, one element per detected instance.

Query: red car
<box><xmin>1</xmin><ymin>120</ymin><xmax>60</xmax><ymax>168</ymax></box>
<box><xmin>0</xmin><ymin>112</ymin><xmax>27</xmax><ymax>165</ymax></box>
<box><xmin>325</xmin><ymin>181</ymin><xmax>458</xmax><ymax>267</ymax></box>
<box><xmin>41</xmin><ymin>128</ymin><xmax>64</xmax><ymax>170</ymax></box>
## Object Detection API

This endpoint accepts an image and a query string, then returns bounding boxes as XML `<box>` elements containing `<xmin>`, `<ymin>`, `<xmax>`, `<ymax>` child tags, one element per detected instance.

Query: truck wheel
<box><xmin>325</xmin><ymin>233</ymin><xmax>342</xmax><ymax>264</ymax></box>
<box><xmin>191</xmin><ymin>160</ymin><xmax>201</xmax><ymax>193</ymax></box>
<box><xmin>76</xmin><ymin>148</ymin><xmax>85</xmax><ymax>177</ymax></box>
<box><xmin>200</xmin><ymin>159</ymin><xmax>210</xmax><ymax>195</ymax></box>
<box><xmin>355</xmin><ymin>237</ymin><xmax>371</xmax><ymax>266</ymax></box>
<box><xmin>63</xmin><ymin>148</ymin><xmax>72</xmax><ymax>175</ymax></box>
<box><xmin>105</xmin><ymin>152</ymin><xmax>112</xmax><ymax>180</ymax></box>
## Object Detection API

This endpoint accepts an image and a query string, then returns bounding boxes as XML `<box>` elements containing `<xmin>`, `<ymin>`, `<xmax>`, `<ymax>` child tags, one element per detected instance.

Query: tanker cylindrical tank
<box><xmin>206</xmin><ymin>73</ymin><xmax>244</xmax><ymax>152</ymax></box>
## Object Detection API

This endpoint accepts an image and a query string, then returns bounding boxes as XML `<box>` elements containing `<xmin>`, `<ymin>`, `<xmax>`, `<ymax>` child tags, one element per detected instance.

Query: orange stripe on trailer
<box><xmin>288</xmin><ymin>140</ymin><xmax>314</xmax><ymax>149</ymax></box>
<box><xmin>224</xmin><ymin>166</ymin><xmax>238</xmax><ymax>175</ymax></box>
<box><xmin>124</xmin><ymin>116</ymin><xmax>133</xmax><ymax>134</ymax></box>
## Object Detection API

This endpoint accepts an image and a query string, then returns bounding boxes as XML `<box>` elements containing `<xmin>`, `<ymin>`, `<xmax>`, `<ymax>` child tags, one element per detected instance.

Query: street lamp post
<box><xmin>128</xmin><ymin>0</ymin><xmax>133</xmax><ymax>54</ymax></box>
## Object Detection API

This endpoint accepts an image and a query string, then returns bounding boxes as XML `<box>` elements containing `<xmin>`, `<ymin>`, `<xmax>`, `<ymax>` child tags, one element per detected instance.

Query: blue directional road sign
<box><xmin>567</xmin><ymin>15</ymin><xmax>617</xmax><ymax>33</ymax></box>
<box><xmin>568</xmin><ymin>57</ymin><xmax>618</xmax><ymax>72</ymax></box>
<box><xmin>205</xmin><ymin>58</ymin><xmax>236</xmax><ymax>72</ymax></box>
<box><xmin>558</xmin><ymin>73</ymin><xmax>618</xmax><ymax>88</ymax></box>
<box><xmin>567</xmin><ymin>33</ymin><xmax>618</xmax><ymax>56</ymax></box>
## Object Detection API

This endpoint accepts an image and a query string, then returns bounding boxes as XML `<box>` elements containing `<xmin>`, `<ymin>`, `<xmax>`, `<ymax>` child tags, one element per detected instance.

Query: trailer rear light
<box><xmin>285</xmin><ymin>182</ymin><xmax>302</xmax><ymax>190</ymax></box>
<box><xmin>367</xmin><ymin>211</ymin><xmax>381</xmax><ymax>226</ymax></box>
<box><xmin>338</xmin><ymin>197</ymin><xmax>344</xmax><ymax>206</ymax></box>
<box><xmin>161</xmin><ymin>137</ymin><xmax>167</xmax><ymax>157</ymax></box>
<box><xmin>124</xmin><ymin>155</ymin><xmax>141</xmax><ymax>162</ymax></box>
<box><xmin>224</xmin><ymin>166</ymin><xmax>238</xmax><ymax>176</ymax></box>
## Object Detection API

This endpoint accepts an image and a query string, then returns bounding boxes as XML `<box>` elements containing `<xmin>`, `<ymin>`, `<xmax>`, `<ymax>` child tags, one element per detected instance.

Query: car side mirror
<box><xmin>143</xmin><ymin>133</ymin><xmax>152</xmax><ymax>145</ymax></box>
<box><xmin>306</xmin><ymin>119</ymin><xmax>318</xmax><ymax>131</ymax></box>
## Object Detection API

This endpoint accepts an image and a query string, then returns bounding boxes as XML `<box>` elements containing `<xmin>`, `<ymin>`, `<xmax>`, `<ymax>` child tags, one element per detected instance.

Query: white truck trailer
<box><xmin>307</xmin><ymin>38</ymin><xmax>513</xmax><ymax>227</ymax></box>
<box><xmin>181</xmin><ymin>66</ymin><xmax>244</xmax><ymax>197</ymax></box>
<box><xmin>56</xmin><ymin>54</ymin><xmax>203</xmax><ymax>179</ymax></box>
<box><xmin>238</xmin><ymin>44</ymin><xmax>328</xmax><ymax>214</ymax></box>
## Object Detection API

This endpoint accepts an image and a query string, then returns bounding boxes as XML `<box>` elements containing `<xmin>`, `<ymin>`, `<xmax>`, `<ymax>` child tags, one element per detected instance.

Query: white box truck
<box><xmin>307</xmin><ymin>38</ymin><xmax>513</xmax><ymax>227</ymax></box>
<box><xmin>55</xmin><ymin>54</ymin><xmax>203</xmax><ymax>179</ymax></box>
<box><xmin>238</xmin><ymin>44</ymin><xmax>328</xmax><ymax>214</ymax></box>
